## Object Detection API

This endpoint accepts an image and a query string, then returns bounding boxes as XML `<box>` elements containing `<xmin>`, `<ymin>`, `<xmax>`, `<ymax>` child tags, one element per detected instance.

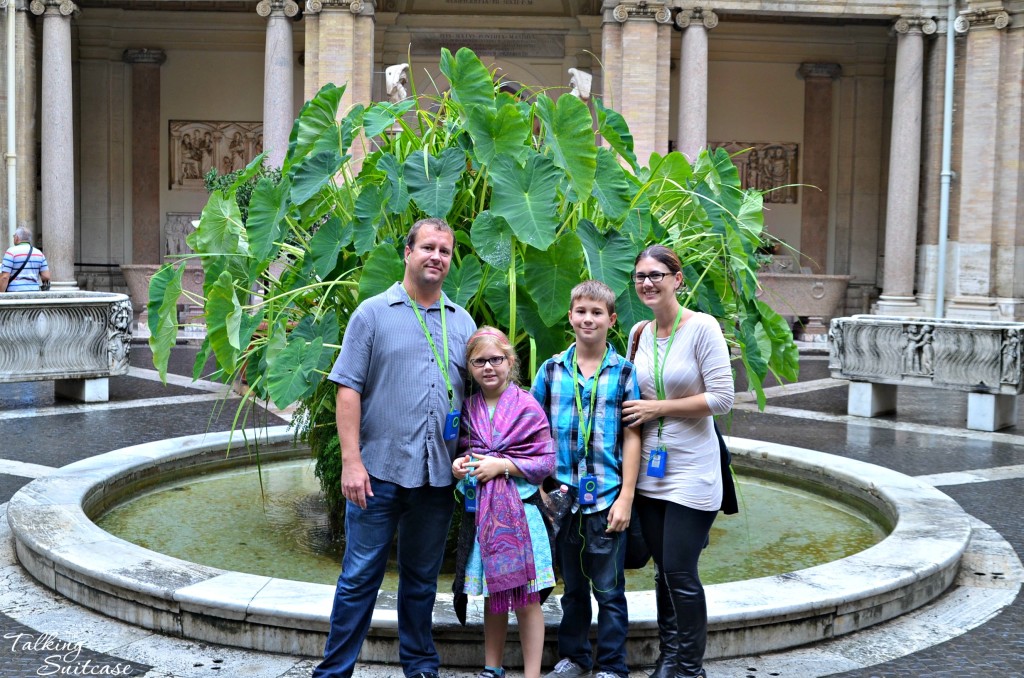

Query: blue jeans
<box><xmin>313</xmin><ymin>478</ymin><xmax>455</xmax><ymax>678</ymax></box>
<box><xmin>555</xmin><ymin>509</ymin><xmax>629</xmax><ymax>677</ymax></box>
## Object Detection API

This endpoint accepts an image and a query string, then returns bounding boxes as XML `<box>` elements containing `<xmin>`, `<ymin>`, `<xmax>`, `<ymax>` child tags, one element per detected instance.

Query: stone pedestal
<box><xmin>30</xmin><ymin>0</ymin><xmax>79</xmax><ymax>290</ymax></box>
<box><xmin>55</xmin><ymin>377</ymin><xmax>109</xmax><ymax>402</ymax></box>
<box><xmin>848</xmin><ymin>381</ymin><xmax>896</xmax><ymax>417</ymax></box>
<box><xmin>967</xmin><ymin>393</ymin><xmax>1017</xmax><ymax>432</ymax></box>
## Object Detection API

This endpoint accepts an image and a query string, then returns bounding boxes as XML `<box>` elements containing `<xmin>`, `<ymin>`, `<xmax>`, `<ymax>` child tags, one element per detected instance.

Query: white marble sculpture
<box><xmin>385</xmin><ymin>63</ymin><xmax>410</xmax><ymax>103</ymax></box>
<box><xmin>568</xmin><ymin>68</ymin><xmax>592</xmax><ymax>102</ymax></box>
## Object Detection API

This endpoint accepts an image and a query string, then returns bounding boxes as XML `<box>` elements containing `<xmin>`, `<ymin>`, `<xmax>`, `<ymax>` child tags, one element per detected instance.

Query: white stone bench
<box><xmin>829</xmin><ymin>315</ymin><xmax>1024</xmax><ymax>431</ymax></box>
<box><xmin>0</xmin><ymin>291</ymin><xmax>132</xmax><ymax>402</ymax></box>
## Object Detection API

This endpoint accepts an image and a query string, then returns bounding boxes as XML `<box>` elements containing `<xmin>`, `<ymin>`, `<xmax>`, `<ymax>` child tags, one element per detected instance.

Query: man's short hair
<box><xmin>14</xmin><ymin>227</ymin><xmax>31</xmax><ymax>243</ymax></box>
<box><xmin>570</xmin><ymin>279</ymin><xmax>616</xmax><ymax>315</ymax></box>
<box><xmin>405</xmin><ymin>218</ymin><xmax>454</xmax><ymax>248</ymax></box>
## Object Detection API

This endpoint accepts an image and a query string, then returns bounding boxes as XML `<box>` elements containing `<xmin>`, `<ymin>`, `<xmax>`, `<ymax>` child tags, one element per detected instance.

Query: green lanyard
<box><xmin>404</xmin><ymin>285</ymin><xmax>455</xmax><ymax>412</ymax></box>
<box><xmin>572</xmin><ymin>345</ymin><xmax>607</xmax><ymax>458</ymax></box>
<box><xmin>652</xmin><ymin>306</ymin><xmax>684</xmax><ymax>440</ymax></box>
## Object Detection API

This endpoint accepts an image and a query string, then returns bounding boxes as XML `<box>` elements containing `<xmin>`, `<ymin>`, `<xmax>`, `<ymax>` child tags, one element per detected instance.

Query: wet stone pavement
<box><xmin>1</xmin><ymin>347</ymin><xmax>1022</xmax><ymax>677</ymax></box>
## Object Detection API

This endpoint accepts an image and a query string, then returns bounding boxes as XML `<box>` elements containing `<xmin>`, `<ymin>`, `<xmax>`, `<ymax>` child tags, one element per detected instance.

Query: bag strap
<box><xmin>9</xmin><ymin>244</ymin><xmax>33</xmax><ymax>284</ymax></box>
<box><xmin>627</xmin><ymin>320</ymin><xmax>651</xmax><ymax>362</ymax></box>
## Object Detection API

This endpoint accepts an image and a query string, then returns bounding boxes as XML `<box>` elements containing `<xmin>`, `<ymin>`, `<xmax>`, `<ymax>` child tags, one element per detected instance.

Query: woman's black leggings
<box><xmin>635</xmin><ymin>494</ymin><xmax>717</xmax><ymax>577</ymax></box>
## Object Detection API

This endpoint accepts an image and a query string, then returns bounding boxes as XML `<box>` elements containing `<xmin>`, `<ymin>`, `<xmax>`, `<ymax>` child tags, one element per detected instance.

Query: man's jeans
<box><xmin>313</xmin><ymin>478</ymin><xmax>455</xmax><ymax>678</ymax></box>
<box><xmin>555</xmin><ymin>509</ymin><xmax>630</xmax><ymax>677</ymax></box>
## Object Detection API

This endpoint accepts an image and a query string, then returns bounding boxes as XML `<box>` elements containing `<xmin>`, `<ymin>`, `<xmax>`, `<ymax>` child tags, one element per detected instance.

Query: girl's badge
<box><xmin>463</xmin><ymin>478</ymin><xmax>478</xmax><ymax>512</ymax></box>
<box><xmin>443</xmin><ymin>410</ymin><xmax>461</xmax><ymax>441</ymax></box>
<box><xmin>647</xmin><ymin>446</ymin><xmax>667</xmax><ymax>478</ymax></box>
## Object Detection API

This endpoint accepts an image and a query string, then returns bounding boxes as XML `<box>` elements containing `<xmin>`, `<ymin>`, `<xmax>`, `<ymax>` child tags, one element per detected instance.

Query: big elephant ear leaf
<box><xmin>188</xmin><ymin>190</ymin><xmax>247</xmax><ymax>257</ymax></box>
<box><xmin>363</xmin><ymin>99</ymin><xmax>416</xmax><ymax>138</ymax></box>
<box><xmin>534</xmin><ymin>93</ymin><xmax>597</xmax><ymax>199</ymax></box>
<box><xmin>358</xmin><ymin>243</ymin><xmax>404</xmax><ymax>302</ymax></box>
<box><xmin>614</xmin><ymin>285</ymin><xmax>653</xmax><ymax>336</ymax></box>
<box><xmin>488</xmin><ymin>153</ymin><xmax>561</xmax><ymax>251</ymax></box>
<box><xmin>405</xmin><ymin>148</ymin><xmax>466</xmax><ymax>219</ymax></box>
<box><xmin>310</xmin><ymin>216</ymin><xmax>352</xmax><ymax>278</ymax></box>
<box><xmin>470</xmin><ymin>211</ymin><xmax>514</xmax><ymax>269</ymax></box>
<box><xmin>439</xmin><ymin>47</ymin><xmax>495</xmax><ymax>110</ymax></box>
<box><xmin>267</xmin><ymin>336</ymin><xmax>323</xmax><ymax>409</ymax></box>
<box><xmin>517</xmin><ymin>290</ymin><xmax>570</xmax><ymax>361</ymax></box>
<box><xmin>353</xmin><ymin>183</ymin><xmax>391</xmax><ymax>255</ymax></box>
<box><xmin>206</xmin><ymin>270</ymin><xmax>244</xmax><ymax>373</ymax></box>
<box><xmin>577</xmin><ymin>219</ymin><xmax>637</xmax><ymax>298</ymax></box>
<box><xmin>591</xmin><ymin>148</ymin><xmax>633</xmax><ymax>223</ymax></box>
<box><xmin>377</xmin><ymin>152</ymin><xmax>410</xmax><ymax>214</ymax></box>
<box><xmin>289</xmin><ymin>149</ymin><xmax>345</xmax><ymax>206</ymax></box>
<box><xmin>443</xmin><ymin>255</ymin><xmax>483</xmax><ymax>307</ymax></box>
<box><xmin>594</xmin><ymin>95</ymin><xmax>638</xmax><ymax>173</ymax></box>
<box><xmin>147</xmin><ymin>263</ymin><xmax>185</xmax><ymax>383</ymax></box>
<box><xmin>523</xmin><ymin>234</ymin><xmax>585</xmax><ymax>327</ymax></box>
<box><xmin>246</xmin><ymin>177</ymin><xmax>291</xmax><ymax>265</ymax></box>
<box><xmin>464</xmin><ymin>103</ymin><xmax>530</xmax><ymax>166</ymax></box>
<box><xmin>283</xmin><ymin>83</ymin><xmax>345</xmax><ymax>173</ymax></box>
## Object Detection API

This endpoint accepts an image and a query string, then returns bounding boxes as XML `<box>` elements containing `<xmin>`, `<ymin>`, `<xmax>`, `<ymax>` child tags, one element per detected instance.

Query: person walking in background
<box><xmin>314</xmin><ymin>218</ymin><xmax>477</xmax><ymax>678</ymax></box>
<box><xmin>532</xmin><ymin>280</ymin><xmax>642</xmax><ymax>678</ymax></box>
<box><xmin>451</xmin><ymin>326</ymin><xmax>555</xmax><ymax>678</ymax></box>
<box><xmin>0</xmin><ymin>228</ymin><xmax>50</xmax><ymax>293</ymax></box>
<box><xmin>623</xmin><ymin>245</ymin><xmax>735</xmax><ymax>678</ymax></box>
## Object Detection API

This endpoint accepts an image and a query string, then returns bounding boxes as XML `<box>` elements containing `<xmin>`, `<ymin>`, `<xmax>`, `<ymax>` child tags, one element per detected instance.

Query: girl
<box><xmin>452</xmin><ymin>326</ymin><xmax>555</xmax><ymax>678</ymax></box>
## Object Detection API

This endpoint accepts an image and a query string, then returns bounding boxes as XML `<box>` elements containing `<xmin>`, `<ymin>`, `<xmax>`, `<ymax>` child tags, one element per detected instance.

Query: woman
<box><xmin>622</xmin><ymin>245</ymin><xmax>735</xmax><ymax>678</ymax></box>
<box><xmin>452</xmin><ymin>326</ymin><xmax>555</xmax><ymax>678</ymax></box>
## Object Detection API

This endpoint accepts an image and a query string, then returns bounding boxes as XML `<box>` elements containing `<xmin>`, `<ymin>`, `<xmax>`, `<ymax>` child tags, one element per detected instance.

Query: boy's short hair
<box><xmin>570</xmin><ymin>280</ymin><xmax>616</xmax><ymax>315</ymax></box>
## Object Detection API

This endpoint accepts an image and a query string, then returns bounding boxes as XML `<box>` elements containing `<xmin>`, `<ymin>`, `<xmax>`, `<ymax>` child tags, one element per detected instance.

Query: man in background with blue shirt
<box><xmin>314</xmin><ymin>218</ymin><xmax>477</xmax><ymax>678</ymax></box>
<box><xmin>0</xmin><ymin>228</ymin><xmax>50</xmax><ymax>293</ymax></box>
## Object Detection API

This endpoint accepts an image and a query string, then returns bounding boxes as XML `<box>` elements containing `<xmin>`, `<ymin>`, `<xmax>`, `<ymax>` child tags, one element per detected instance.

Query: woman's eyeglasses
<box><xmin>470</xmin><ymin>355</ymin><xmax>507</xmax><ymax>368</ymax></box>
<box><xmin>631</xmin><ymin>271</ymin><xmax>669</xmax><ymax>284</ymax></box>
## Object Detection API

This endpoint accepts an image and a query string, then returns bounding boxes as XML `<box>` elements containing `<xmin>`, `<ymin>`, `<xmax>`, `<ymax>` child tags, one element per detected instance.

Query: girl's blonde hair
<box><xmin>466</xmin><ymin>326</ymin><xmax>520</xmax><ymax>385</ymax></box>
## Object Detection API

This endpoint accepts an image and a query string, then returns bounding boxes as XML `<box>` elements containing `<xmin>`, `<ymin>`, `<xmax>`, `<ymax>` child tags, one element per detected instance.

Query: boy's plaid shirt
<box><xmin>530</xmin><ymin>342</ymin><xmax>640</xmax><ymax>514</ymax></box>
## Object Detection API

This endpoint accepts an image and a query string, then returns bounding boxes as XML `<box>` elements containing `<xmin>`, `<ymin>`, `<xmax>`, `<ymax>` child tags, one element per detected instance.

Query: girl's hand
<box><xmin>467</xmin><ymin>453</ymin><xmax>506</xmax><ymax>483</ymax></box>
<box><xmin>452</xmin><ymin>454</ymin><xmax>471</xmax><ymax>480</ymax></box>
<box><xmin>622</xmin><ymin>399</ymin><xmax>661</xmax><ymax>428</ymax></box>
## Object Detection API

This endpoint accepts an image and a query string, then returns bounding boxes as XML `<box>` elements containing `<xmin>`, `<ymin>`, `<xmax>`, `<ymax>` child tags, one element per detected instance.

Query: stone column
<box><xmin>947</xmin><ymin>8</ymin><xmax>1014</xmax><ymax>319</ymax></box>
<box><xmin>0</xmin><ymin>1</ymin><xmax>37</xmax><ymax>243</ymax></box>
<box><xmin>604</xmin><ymin>1</ymin><xmax>672</xmax><ymax>165</ymax></box>
<box><xmin>876</xmin><ymin>17</ymin><xmax>935</xmax><ymax>315</ymax></box>
<box><xmin>122</xmin><ymin>49</ymin><xmax>165</xmax><ymax>266</ymax></box>
<box><xmin>797</xmin><ymin>63</ymin><xmax>841</xmax><ymax>273</ymax></box>
<box><xmin>30</xmin><ymin>0</ymin><xmax>78</xmax><ymax>290</ymax></box>
<box><xmin>258</xmin><ymin>0</ymin><xmax>298</xmax><ymax>168</ymax></box>
<box><xmin>304</xmin><ymin>0</ymin><xmax>374</xmax><ymax>117</ymax></box>
<box><xmin>675</xmin><ymin>7</ymin><xmax>717</xmax><ymax>163</ymax></box>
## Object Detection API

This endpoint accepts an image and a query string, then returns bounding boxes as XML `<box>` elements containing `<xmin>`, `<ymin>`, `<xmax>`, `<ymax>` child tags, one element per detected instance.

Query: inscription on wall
<box><xmin>411</xmin><ymin>31</ymin><xmax>565</xmax><ymax>58</ymax></box>
<box><xmin>169</xmin><ymin>121</ymin><xmax>263</xmax><ymax>191</ymax></box>
<box><xmin>710</xmin><ymin>141</ymin><xmax>799</xmax><ymax>204</ymax></box>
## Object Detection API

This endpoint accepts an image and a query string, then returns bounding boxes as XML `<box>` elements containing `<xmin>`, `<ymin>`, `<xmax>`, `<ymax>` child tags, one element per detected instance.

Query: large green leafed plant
<box><xmin>148</xmin><ymin>48</ymin><xmax>798</xmax><ymax>514</ymax></box>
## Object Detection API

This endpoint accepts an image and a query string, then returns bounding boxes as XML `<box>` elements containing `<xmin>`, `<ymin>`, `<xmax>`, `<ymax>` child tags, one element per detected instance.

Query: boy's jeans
<box><xmin>555</xmin><ymin>508</ymin><xmax>630</xmax><ymax>677</ymax></box>
<box><xmin>313</xmin><ymin>478</ymin><xmax>455</xmax><ymax>678</ymax></box>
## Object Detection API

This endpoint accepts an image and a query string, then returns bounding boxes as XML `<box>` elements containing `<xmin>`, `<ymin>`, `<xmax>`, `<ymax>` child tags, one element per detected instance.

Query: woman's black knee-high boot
<box><xmin>648</xmin><ymin>568</ymin><xmax>679</xmax><ymax>678</ymax></box>
<box><xmin>664</xmin><ymin>570</ymin><xmax>707</xmax><ymax>678</ymax></box>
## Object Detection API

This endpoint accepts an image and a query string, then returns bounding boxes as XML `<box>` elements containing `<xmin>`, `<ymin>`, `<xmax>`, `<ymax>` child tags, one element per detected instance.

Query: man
<box><xmin>0</xmin><ymin>228</ymin><xmax>51</xmax><ymax>293</ymax></box>
<box><xmin>314</xmin><ymin>218</ymin><xmax>477</xmax><ymax>678</ymax></box>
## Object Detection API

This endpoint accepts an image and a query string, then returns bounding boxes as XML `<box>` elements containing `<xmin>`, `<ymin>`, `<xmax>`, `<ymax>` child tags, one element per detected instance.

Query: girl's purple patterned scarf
<box><xmin>460</xmin><ymin>385</ymin><xmax>554</xmax><ymax>614</ymax></box>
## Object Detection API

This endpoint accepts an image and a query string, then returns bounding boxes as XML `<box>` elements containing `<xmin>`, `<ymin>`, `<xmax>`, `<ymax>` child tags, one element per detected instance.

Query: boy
<box><xmin>531</xmin><ymin>280</ymin><xmax>642</xmax><ymax>678</ymax></box>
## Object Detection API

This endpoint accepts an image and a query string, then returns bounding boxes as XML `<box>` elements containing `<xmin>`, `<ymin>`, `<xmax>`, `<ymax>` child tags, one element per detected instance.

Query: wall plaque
<box><xmin>710</xmin><ymin>141</ymin><xmax>799</xmax><ymax>204</ymax></box>
<box><xmin>169</xmin><ymin>121</ymin><xmax>264</xmax><ymax>191</ymax></box>
<box><xmin>410</xmin><ymin>31</ymin><xmax>565</xmax><ymax>59</ymax></box>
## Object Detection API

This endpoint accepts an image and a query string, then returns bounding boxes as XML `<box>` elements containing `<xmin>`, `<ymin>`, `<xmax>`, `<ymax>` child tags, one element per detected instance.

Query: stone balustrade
<box><xmin>829</xmin><ymin>315</ymin><xmax>1024</xmax><ymax>431</ymax></box>
<box><xmin>0</xmin><ymin>291</ymin><xmax>132</xmax><ymax>401</ymax></box>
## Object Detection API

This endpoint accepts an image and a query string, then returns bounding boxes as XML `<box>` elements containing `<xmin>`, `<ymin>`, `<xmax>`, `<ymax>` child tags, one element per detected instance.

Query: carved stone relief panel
<box><xmin>710</xmin><ymin>141</ymin><xmax>799</xmax><ymax>204</ymax></box>
<box><xmin>164</xmin><ymin>212</ymin><xmax>202</xmax><ymax>259</ymax></box>
<box><xmin>169</xmin><ymin>121</ymin><xmax>263</xmax><ymax>191</ymax></box>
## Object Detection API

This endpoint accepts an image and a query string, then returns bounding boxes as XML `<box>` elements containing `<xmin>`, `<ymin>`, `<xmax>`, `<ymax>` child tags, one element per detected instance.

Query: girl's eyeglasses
<box><xmin>469</xmin><ymin>355</ymin><xmax>508</xmax><ymax>368</ymax></box>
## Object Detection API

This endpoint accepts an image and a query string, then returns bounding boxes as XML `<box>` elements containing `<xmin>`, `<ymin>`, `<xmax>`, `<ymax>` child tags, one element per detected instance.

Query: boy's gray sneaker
<box><xmin>544</xmin><ymin>658</ymin><xmax>589</xmax><ymax>678</ymax></box>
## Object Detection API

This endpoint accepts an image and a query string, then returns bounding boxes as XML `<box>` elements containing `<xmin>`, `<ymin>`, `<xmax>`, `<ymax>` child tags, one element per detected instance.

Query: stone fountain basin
<box><xmin>757</xmin><ymin>273</ymin><xmax>853</xmax><ymax>319</ymax></box>
<box><xmin>6</xmin><ymin>427</ymin><xmax>970</xmax><ymax>665</ymax></box>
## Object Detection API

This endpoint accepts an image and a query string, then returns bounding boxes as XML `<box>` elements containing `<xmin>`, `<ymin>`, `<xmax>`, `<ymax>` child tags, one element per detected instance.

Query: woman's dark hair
<box><xmin>635</xmin><ymin>245</ymin><xmax>682</xmax><ymax>274</ymax></box>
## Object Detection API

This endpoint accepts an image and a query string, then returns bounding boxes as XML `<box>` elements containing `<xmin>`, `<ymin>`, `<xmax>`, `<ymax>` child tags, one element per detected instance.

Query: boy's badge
<box><xmin>647</xmin><ymin>446</ymin><xmax>667</xmax><ymax>478</ymax></box>
<box><xmin>578</xmin><ymin>474</ymin><xmax>598</xmax><ymax>505</ymax></box>
<box><xmin>443</xmin><ymin>410</ymin><xmax>461</xmax><ymax>441</ymax></box>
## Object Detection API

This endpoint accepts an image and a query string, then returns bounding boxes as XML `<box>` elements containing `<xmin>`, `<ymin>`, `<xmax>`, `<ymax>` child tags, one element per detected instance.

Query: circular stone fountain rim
<box><xmin>6</xmin><ymin>426</ymin><xmax>972</xmax><ymax>659</ymax></box>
